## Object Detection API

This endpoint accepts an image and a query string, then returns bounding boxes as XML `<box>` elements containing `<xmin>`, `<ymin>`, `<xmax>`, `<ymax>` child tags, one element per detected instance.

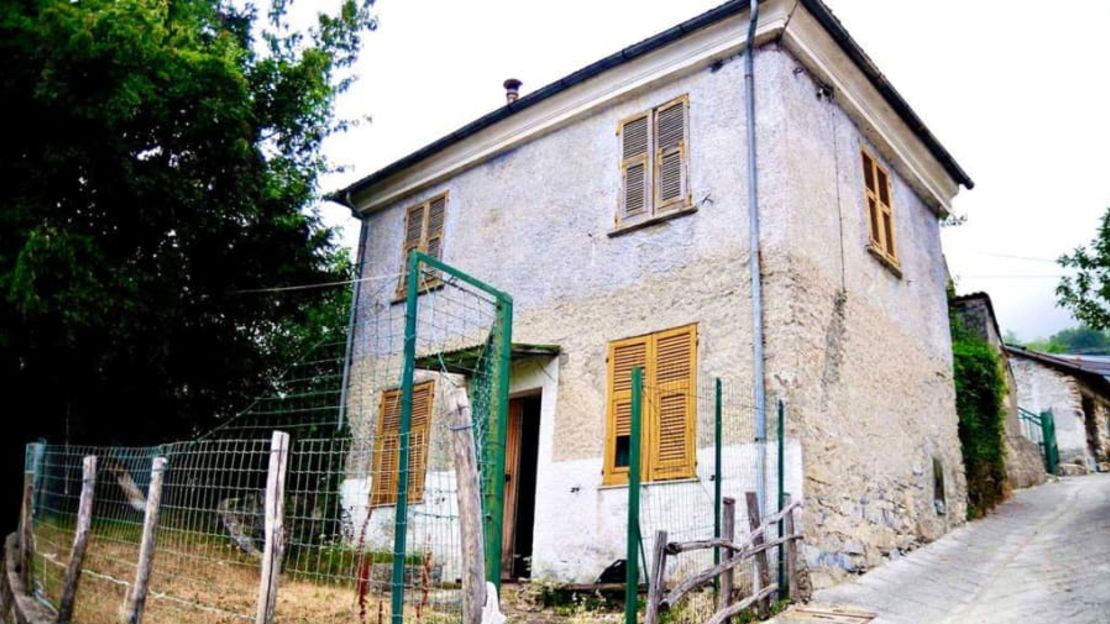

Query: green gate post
<box><xmin>390</xmin><ymin>251</ymin><xmax>422</xmax><ymax>624</ymax></box>
<box><xmin>486</xmin><ymin>293</ymin><xmax>514</xmax><ymax>589</ymax></box>
<box><xmin>625</xmin><ymin>368</ymin><xmax>644</xmax><ymax>624</ymax></box>
<box><xmin>713</xmin><ymin>378</ymin><xmax>723</xmax><ymax>593</ymax></box>
<box><xmin>1041</xmin><ymin>410</ymin><xmax>1059</xmax><ymax>476</ymax></box>
<box><xmin>776</xmin><ymin>399</ymin><xmax>786</xmax><ymax>599</ymax></box>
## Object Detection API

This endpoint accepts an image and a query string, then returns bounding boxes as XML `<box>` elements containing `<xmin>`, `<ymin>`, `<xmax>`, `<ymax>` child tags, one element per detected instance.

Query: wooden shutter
<box><xmin>655</xmin><ymin>98</ymin><xmax>688</xmax><ymax>210</ymax></box>
<box><xmin>861</xmin><ymin>150</ymin><xmax>897</xmax><ymax>264</ymax></box>
<box><xmin>370</xmin><ymin>381</ymin><xmax>436</xmax><ymax>506</ymax></box>
<box><xmin>604</xmin><ymin>336</ymin><xmax>649</xmax><ymax>485</ymax></box>
<box><xmin>398</xmin><ymin>203</ymin><xmax>428</xmax><ymax>294</ymax></box>
<box><xmin>649</xmin><ymin>325</ymin><xmax>697</xmax><ymax>480</ymax></box>
<box><xmin>619</xmin><ymin>114</ymin><xmax>650</xmax><ymax>221</ymax></box>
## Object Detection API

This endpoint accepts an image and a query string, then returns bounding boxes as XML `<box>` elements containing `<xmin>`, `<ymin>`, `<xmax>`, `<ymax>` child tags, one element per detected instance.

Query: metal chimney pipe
<box><xmin>503</xmin><ymin>78</ymin><xmax>522</xmax><ymax>104</ymax></box>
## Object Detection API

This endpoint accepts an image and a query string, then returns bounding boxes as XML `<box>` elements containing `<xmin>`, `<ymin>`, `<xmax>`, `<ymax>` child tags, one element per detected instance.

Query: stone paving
<box><xmin>780</xmin><ymin>474</ymin><xmax>1110</xmax><ymax>623</ymax></box>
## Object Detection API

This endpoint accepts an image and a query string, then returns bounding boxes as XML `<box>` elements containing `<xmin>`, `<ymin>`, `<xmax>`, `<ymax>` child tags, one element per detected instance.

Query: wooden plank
<box><xmin>660</xmin><ymin>534</ymin><xmax>799</xmax><ymax>610</ymax></box>
<box><xmin>448</xmin><ymin>387</ymin><xmax>486</xmax><ymax>624</ymax></box>
<box><xmin>501</xmin><ymin>400</ymin><xmax>523</xmax><ymax>575</ymax></box>
<box><xmin>57</xmin><ymin>456</ymin><xmax>97</xmax><ymax>624</ymax></box>
<box><xmin>644</xmin><ymin>530</ymin><xmax>667</xmax><ymax>624</ymax></box>
<box><xmin>18</xmin><ymin>473</ymin><xmax>34</xmax><ymax>591</ymax></box>
<box><xmin>717</xmin><ymin>498</ymin><xmax>735</xmax><ymax>614</ymax></box>
<box><xmin>665</xmin><ymin>500</ymin><xmax>802</xmax><ymax>554</ymax></box>
<box><xmin>123</xmin><ymin>456</ymin><xmax>168</xmax><ymax>624</ymax></box>
<box><xmin>746</xmin><ymin>491</ymin><xmax>771</xmax><ymax>614</ymax></box>
<box><xmin>705</xmin><ymin>584</ymin><xmax>778</xmax><ymax>624</ymax></box>
<box><xmin>255</xmin><ymin>432</ymin><xmax>290</xmax><ymax>624</ymax></box>
<box><xmin>784</xmin><ymin>493</ymin><xmax>798</xmax><ymax>600</ymax></box>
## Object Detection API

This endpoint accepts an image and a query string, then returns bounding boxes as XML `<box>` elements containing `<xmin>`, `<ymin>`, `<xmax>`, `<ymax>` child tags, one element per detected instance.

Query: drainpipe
<box><xmin>744</xmin><ymin>0</ymin><xmax>768</xmax><ymax>512</ymax></box>
<box><xmin>337</xmin><ymin>197</ymin><xmax>369</xmax><ymax>432</ymax></box>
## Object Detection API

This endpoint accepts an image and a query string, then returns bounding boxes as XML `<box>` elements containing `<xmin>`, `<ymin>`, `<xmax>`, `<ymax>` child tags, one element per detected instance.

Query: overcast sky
<box><xmin>318</xmin><ymin>0</ymin><xmax>1110</xmax><ymax>342</ymax></box>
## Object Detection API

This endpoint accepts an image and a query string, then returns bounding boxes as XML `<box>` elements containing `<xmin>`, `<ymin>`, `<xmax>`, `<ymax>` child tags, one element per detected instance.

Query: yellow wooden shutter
<box><xmin>371</xmin><ymin>389</ymin><xmax>402</xmax><ymax>506</ymax></box>
<box><xmin>371</xmin><ymin>381</ymin><xmax>435</xmax><ymax>506</ymax></box>
<box><xmin>398</xmin><ymin>203</ymin><xmax>428</xmax><ymax>293</ymax></box>
<box><xmin>619</xmin><ymin>114</ymin><xmax>650</xmax><ymax>221</ymax></box>
<box><xmin>861</xmin><ymin>150</ymin><xmax>897</xmax><ymax>263</ymax></box>
<box><xmin>649</xmin><ymin>325</ymin><xmax>697</xmax><ymax>480</ymax></box>
<box><xmin>604</xmin><ymin>336</ymin><xmax>649</xmax><ymax>485</ymax></box>
<box><xmin>655</xmin><ymin>98</ymin><xmax>688</xmax><ymax>210</ymax></box>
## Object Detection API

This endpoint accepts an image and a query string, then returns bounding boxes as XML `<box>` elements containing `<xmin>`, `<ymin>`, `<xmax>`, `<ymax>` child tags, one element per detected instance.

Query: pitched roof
<box><xmin>1005</xmin><ymin>345</ymin><xmax>1110</xmax><ymax>394</ymax></box>
<box><xmin>329</xmin><ymin>0</ymin><xmax>973</xmax><ymax>207</ymax></box>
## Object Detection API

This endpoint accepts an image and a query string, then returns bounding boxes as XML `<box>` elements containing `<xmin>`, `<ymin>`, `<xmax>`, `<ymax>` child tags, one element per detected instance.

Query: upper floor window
<box><xmin>861</xmin><ymin>149</ymin><xmax>898</xmax><ymax>268</ymax></box>
<box><xmin>603</xmin><ymin>324</ymin><xmax>698</xmax><ymax>485</ymax></box>
<box><xmin>397</xmin><ymin>193</ymin><xmax>447</xmax><ymax>295</ymax></box>
<box><xmin>617</xmin><ymin>96</ymin><xmax>690</xmax><ymax>225</ymax></box>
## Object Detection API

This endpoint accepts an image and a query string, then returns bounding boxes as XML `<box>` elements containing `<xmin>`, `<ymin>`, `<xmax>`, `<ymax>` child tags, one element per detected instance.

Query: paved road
<box><xmin>796</xmin><ymin>475</ymin><xmax>1110</xmax><ymax>624</ymax></box>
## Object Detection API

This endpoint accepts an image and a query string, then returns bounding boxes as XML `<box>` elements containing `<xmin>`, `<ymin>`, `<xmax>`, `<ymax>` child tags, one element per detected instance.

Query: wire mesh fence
<box><xmin>21</xmin><ymin>255</ymin><xmax>510</xmax><ymax>623</ymax></box>
<box><xmin>629</xmin><ymin>377</ymin><xmax>796</xmax><ymax>619</ymax></box>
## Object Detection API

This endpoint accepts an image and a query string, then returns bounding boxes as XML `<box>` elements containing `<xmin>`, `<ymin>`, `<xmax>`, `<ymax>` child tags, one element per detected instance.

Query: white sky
<box><xmin>318</xmin><ymin>0</ymin><xmax>1110</xmax><ymax>342</ymax></box>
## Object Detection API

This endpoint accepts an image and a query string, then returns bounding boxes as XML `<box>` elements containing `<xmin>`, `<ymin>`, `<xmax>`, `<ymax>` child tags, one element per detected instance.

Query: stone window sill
<box><xmin>867</xmin><ymin>245</ymin><xmax>903</xmax><ymax>279</ymax></box>
<box><xmin>608</xmin><ymin>204</ymin><xmax>697</xmax><ymax>238</ymax></box>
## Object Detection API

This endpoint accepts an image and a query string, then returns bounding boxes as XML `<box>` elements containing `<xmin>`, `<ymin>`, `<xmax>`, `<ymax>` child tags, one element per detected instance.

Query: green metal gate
<box><xmin>393</xmin><ymin>250</ymin><xmax>513</xmax><ymax>622</ymax></box>
<box><xmin>1018</xmin><ymin>407</ymin><xmax>1059</xmax><ymax>476</ymax></box>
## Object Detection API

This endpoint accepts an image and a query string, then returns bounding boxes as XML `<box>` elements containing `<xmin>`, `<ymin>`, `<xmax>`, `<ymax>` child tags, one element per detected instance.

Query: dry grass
<box><xmin>30</xmin><ymin>520</ymin><xmax>456</xmax><ymax>623</ymax></box>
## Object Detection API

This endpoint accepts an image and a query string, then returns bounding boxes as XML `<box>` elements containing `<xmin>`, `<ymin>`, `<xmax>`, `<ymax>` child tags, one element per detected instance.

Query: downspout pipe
<box><xmin>337</xmin><ymin>198</ymin><xmax>369</xmax><ymax>432</ymax></box>
<box><xmin>744</xmin><ymin>0</ymin><xmax>768</xmax><ymax>512</ymax></box>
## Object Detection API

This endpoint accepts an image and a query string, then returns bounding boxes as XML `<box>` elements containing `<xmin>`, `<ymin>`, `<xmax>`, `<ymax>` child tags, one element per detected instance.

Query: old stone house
<box><xmin>331</xmin><ymin>0</ymin><xmax>973</xmax><ymax>589</ymax></box>
<box><xmin>1006</xmin><ymin>345</ymin><xmax>1110</xmax><ymax>474</ymax></box>
<box><xmin>950</xmin><ymin>293</ymin><xmax>1046</xmax><ymax>488</ymax></box>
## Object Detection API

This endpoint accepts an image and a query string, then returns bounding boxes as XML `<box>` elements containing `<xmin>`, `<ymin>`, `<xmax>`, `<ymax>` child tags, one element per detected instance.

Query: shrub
<box><xmin>951</xmin><ymin>327</ymin><xmax>1008</xmax><ymax>518</ymax></box>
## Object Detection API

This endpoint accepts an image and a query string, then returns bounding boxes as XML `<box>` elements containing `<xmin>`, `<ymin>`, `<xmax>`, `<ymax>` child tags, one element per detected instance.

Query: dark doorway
<box><xmin>502</xmin><ymin>395</ymin><xmax>541</xmax><ymax>579</ymax></box>
<box><xmin>1082</xmin><ymin>395</ymin><xmax>1100</xmax><ymax>465</ymax></box>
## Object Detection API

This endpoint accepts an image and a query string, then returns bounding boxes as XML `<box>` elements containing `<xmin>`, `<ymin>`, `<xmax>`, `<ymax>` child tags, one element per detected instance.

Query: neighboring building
<box><xmin>333</xmin><ymin>0</ymin><xmax>973</xmax><ymax>589</ymax></box>
<box><xmin>950</xmin><ymin>293</ymin><xmax>1046</xmax><ymax>488</ymax></box>
<box><xmin>1006</xmin><ymin>346</ymin><xmax>1110</xmax><ymax>473</ymax></box>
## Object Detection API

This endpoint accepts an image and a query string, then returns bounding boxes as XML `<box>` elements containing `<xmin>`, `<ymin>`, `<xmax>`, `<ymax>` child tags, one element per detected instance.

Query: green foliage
<box><xmin>1012</xmin><ymin>325</ymin><xmax>1110</xmax><ymax>355</ymax></box>
<box><xmin>0</xmin><ymin>0</ymin><xmax>375</xmax><ymax>448</ymax></box>
<box><xmin>950</xmin><ymin>323</ymin><xmax>1008</xmax><ymax>519</ymax></box>
<box><xmin>1058</xmin><ymin>207</ymin><xmax>1110</xmax><ymax>330</ymax></box>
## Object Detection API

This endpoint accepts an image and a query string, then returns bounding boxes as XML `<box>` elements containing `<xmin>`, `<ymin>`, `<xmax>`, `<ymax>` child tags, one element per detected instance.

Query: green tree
<box><xmin>0</xmin><ymin>0</ymin><xmax>375</xmax><ymax>453</ymax></box>
<box><xmin>1058</xmin><ymin>207</ymin><xmax>1110</xmax><ymax>330</ymax></box>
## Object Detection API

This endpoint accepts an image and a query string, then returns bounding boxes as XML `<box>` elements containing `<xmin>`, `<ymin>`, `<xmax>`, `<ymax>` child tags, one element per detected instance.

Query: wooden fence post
<box><xmin>644</xmin><ymin>530</ymin><xmax>667</xmax><ymax>624</ymax></box>
<box><xmin>57</xmin><ymin>455</ymin><xmax>97</xmax><ymax>623</ymax></box>
<box><xmin>255</xmin><ymin>431</ymin><xmax>290</xmax><ymax>624</ymax></box>
<box><xmin>717</xmin><ymin>497</ymin><xmax>735</xmax><ymax>614</ymax></box>
<box><xmin>783</xmin><ymin>494</ymin><xmax>798</xmax><ymax>600</ymax></box>
<box><xmin>745</xmin><ymin>492</ymin><xmax>771</xmax><ymax>614</ymax></box>
<box><xmin>123</xmin><ymin>456</ymin><xmax>167</xmax><ymax>624</ymax></box>
<box><xmin>448</xmin><ymin>388</ymin><xmax>486</xmax><ymax>624</ymax></box>
<box><xmin>19</xmin><ymin>471</ymin><xmax>35</xmax><ymax>590</ymax></box>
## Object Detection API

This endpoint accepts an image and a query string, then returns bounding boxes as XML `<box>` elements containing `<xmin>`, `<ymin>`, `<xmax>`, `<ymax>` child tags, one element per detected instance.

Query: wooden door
<box><xmin>501</xmin><ymin>399</ymin><xmax>524</xmax><ymax>575</ymax></box>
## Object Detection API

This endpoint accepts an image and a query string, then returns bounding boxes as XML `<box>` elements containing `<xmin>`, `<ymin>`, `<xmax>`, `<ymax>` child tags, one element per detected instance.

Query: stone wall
<box><xmin>763</xmin><ymin>46</ymin><xmax>966</xmax><ymax>588</ymax></box>
<box><xmin>950</xmin><ymin>296</ymin><xmax>1046</xmax><ymax>489</ymax></box>
<box><xmin>1010</xmin><ymin>356</ymin><xmax>1091</xmax><ymax>470</ymax></box>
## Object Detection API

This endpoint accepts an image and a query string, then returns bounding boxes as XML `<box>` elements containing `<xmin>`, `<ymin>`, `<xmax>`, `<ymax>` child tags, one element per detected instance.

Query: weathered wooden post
<box><xmin>718</xmin><ymin>497</ymin><xmax>736</xmax><ymax>614</ymax></box>
<box><xmin>745</xmin><ymin>491</ymin><xmax>771</xmax><ymax>614</ymax></box>
<box><xmin>57</xmin><ymin>455</ymin><xmax>97</xmax><ymax>623</ymax></box>
<box><xmin>448</xmin><ymin>387</ymin><xmax>486</xmax><ymax>624</ymax></box>
<box><xmin>123</xmin><ymin>456</ymin><xmax>167</xmax><ymax>624</ymax></box>
<box><xmin>19</xmin><ymin>471</ymin><xmax>35</xmax><ymax>590</ymax></box>
<box><xmin>644</xmin><ymin>530</ymin><xmax>667</xmax><ymax>624</ymax></box>
<box><xmin>783</xmin><ymin>494</ymin><xmax>798</xmax><ymax>600</ymax></box>
<box><xmin>255</xmin><ymin>431</ymin><xmax>290</xmax><ymax>624</ymax></box>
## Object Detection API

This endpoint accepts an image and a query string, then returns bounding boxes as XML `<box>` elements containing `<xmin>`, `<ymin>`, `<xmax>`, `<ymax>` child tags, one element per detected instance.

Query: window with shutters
<box><xmin>370</xmin><ymin>380</ymin><xmax>435</xmax><ymax>507</ymax></box>
<box><xmin>860</xmin><ymin>150</ymin><xmax>899</xmax><ymax>270</ymax></box>
<box><xmin>603</xmin><ymin>324</ymin><xmax>697</xmax><ymax>485</ymax></box>
<box><xmin>397</xmin><ymin>193</ymin><xmax>448</xmax><ymax>296</ymax></box>
<box><xmin>617</xmin><ymin>96</ymin><xmax>690</xmax><ymax>226</ymax></box>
